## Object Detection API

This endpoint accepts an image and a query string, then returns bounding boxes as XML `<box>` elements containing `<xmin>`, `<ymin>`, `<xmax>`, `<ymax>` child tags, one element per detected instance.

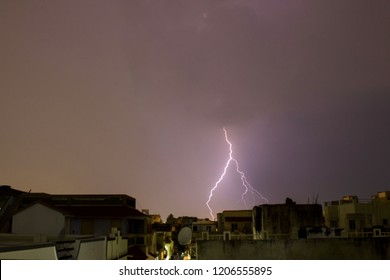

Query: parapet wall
<box><xmin>196</xmin><ymin>238</ymin><xmax>390</xmax><ymax>260</ymax></box>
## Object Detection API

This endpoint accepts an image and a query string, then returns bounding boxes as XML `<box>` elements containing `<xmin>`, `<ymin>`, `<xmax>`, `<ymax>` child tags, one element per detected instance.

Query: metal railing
<box><xmin>347</xmin><ymin>231</ymin><xmax>390</xmax><ymax>238</ymax></box>
<box><xmin>196</xmin><ymin>233</ymin><xmax>254</xmax><ymax>241</ymax></box>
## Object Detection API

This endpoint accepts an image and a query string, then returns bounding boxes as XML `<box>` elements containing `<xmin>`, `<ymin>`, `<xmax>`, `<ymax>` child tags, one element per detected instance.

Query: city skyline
<box><xmin>1</xmin><ymin>1</ymin><xmax>389</xmax><ymax>220</ymax></box>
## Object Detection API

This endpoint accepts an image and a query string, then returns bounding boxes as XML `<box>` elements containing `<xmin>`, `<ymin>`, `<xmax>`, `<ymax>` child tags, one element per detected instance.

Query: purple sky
<box><xmin>1</xmin><ymin>0</ymin><xmax>389</xmax><ymax>220</ymax></box>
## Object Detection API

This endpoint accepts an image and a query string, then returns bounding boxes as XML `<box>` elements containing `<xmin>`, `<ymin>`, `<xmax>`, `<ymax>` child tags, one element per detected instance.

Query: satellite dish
<box><xmin>178</xmin><ymin>227</ymin><xmax>192</xmax><ymax>245</ymax></box>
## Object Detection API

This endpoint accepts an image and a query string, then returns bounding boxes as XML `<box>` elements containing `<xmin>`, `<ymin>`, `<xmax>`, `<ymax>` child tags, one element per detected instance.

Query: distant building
<box><xmin>176</xmin><ymin>216</ymin><xmax>198</xmax><ymax>228</ymax></box>
<box><xmin>253</xmin><ymin>203</ymin><xmax>323</xmax><ymax>239</ymax></box>
<box><xmin>141</xmin><ymin>209</ymin><xmax>162</xmax><ymax>224</ymax></box>
<box><xmin>192</xmin><ymin>220</ymin><xmax>217</xmax><ymax>240</ymax></box>
<box><xmin>323</xmin><ymin>191</ymin><xmax>390</xmax><ymax>238</ymax></box>
<box><xmin>217</xmin><ymin>210</ymin><xmax>253</xmax><ymax>234</ymax></box>
<box><xmin>166</xmin><ymin>215</ymin><xmax>198</xmax><ymax>229</ymax></box>
<box><xmin>150</xmin><ymin>214</ymin><xmax>162</xmax><ymax>224</ymax></box>
<box><xmin>192</xmin><ymin>220</ymin><xmax>216</xmax><ymax>232</ymax></box>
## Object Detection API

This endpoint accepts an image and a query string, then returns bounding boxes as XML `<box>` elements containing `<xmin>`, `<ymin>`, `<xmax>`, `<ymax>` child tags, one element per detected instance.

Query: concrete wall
<box><xmin>196</xmin><ymin>238</ymin><xmax>390</xmax><ymax>260</ymax></box>
<box><xmin>77</xmin><ymin>237</ymin><xmax>106</xmax><ymax>260</ymax></box>
<box><xmin>254</xmin><ymin>204</ymin><xmax>323</xmax><ymax>239</ymax></box>
<box><xmin>0</xmin><ymin>231</ymin><xmax>128</xmax><ymax>259</ymax></box>
<box><xmin>0</xmin><ymin>243</ymin><xmax>58</xmax><ymax>260</ymax></box>
<box><xmin>107</xmin><ymin>234</ymin><xmax>128</xmax><ymax>260</ymax></box>
<box><xmin>13</xmin><ymin>203</ymin><xmax>65</xmax><ymax>236</ymax></box>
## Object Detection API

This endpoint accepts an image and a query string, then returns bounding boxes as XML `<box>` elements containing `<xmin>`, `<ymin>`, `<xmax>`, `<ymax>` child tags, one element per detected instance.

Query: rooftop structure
<box><xmin>324</xmin><ymin>191</ymin><xmax>390</xmax><ymax>238</ymax></box>
<box><xmin>253</xmin><ymin>203</ymin><xmax>323</xmax><ymax>240</ymax></box>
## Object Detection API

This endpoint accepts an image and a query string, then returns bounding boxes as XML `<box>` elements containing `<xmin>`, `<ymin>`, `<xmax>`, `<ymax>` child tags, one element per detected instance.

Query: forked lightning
<box><xmin>206</xmin><ymin>128</ymin><xmax>268</xmax><ymax>220</ymax></box>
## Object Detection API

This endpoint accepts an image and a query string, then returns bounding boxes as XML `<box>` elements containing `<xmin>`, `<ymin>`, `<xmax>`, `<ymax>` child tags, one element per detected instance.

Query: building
<box><xmin>148</xmin><ymin>213</ymin><xmax>163</xmax><ymax>224</ymax></box>
<box><xmin>0</xmin><ymin>186</ymin><xmax>154</xmax><ymax>259</ymax></box>
<box><xmin>253</xmin><ymin>203</ymin><xmax>323</xmax><ymax>239</ymax></box>
<box><xmin>0</xmin><ymin>185</ymin><xmax>138</xmax><ymax>234</ymax></box>
<box><xmin>324</xmin><ymin>191</ymin><xmax>390</xmax><ymax>238</ymax></box>
<box><xmin>12</xmin><ymin>201</ymin><xmax>149</xmax><ymax>237</ymax></box>
<box><xmin>12</xmin><ymin>202</ymin><xmax>67</xmax><ymax>236</ymax></box>
<box><xmin>0</xmin><ymin>185</ymin><xmax>26</xmax><ymax>233</ymax></box>
<box><xmin>192</xmin><ymin>220</ymin><xmax>217</xmax><ymax>233</ymax></box>
<box><xmin>9</xmin><ymin>192</ymin><xmax>148</xmax><ymax>236</ymax></box>
<box><xmin>217</xmin><ymin>210</ymin><xmax>253</xmax><ymax>237</ymax></box>
<box><xmin>191</xmin><ymin>220</ymin><xmax>217</xmax><ymax>240</ymax></box>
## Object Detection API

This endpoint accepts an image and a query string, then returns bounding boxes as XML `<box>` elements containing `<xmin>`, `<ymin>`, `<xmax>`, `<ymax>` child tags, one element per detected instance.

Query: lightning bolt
<box><xmin>206</xmin><ymin>127</ymin><xmax>268</xmax><ymax>220</ymax></box>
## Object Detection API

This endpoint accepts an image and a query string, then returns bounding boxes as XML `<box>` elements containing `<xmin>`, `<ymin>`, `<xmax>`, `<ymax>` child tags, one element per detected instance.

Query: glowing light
<box><xmin>206</xmin><ymin>127</ymin><xmax>268</xmax><ymax>220</ymax></box>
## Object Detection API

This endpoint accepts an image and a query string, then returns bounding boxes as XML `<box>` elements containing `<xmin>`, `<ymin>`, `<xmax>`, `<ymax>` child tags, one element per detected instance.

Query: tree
<box><xmin>285</xmin><ymin>197</ymin><xmax>296</xmax><ymax>205</ymax></box>
<box><xmin>166</xmin><ymin>214</ymin><xmax>175</xmax><ymax>225</ymax></box>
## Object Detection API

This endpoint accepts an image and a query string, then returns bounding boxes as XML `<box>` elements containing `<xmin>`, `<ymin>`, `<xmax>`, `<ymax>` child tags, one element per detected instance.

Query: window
<box><xmin>383</xmin><ymin>219</ymin><xmax>388</xmax><ymax>226</ymax></box>
<box><xmin>128</xmin><ymin>219</ymin><xmax>145</xmax><ymax>234</ymax></box>
<box><xmin>231</xmin><ymin>223</ymin><xmax>238</xmax><ymax>231</ymax></box>
<box><xmin>349</xmin><ymin>220</ymin><xmax>356</xmax><ymax>231</ymax></box>
<box><xmin>330</xmin><ymin>219</ymin><xmax>338</xmax><ymax>228</ymax></box>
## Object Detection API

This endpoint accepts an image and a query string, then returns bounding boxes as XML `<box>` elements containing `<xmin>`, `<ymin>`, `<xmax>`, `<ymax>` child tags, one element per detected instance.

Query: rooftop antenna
<box><xmin>315</xmin><ymin>193</ymin><xmax>319</xmax><ymax>204</ymax></box>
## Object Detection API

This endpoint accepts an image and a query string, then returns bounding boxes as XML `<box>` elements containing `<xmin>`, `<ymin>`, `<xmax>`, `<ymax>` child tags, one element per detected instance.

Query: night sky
<box><xmin>1</xmin><ymin>1</ymin><xmax>389</xmax><ymax>220</ymax></box>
